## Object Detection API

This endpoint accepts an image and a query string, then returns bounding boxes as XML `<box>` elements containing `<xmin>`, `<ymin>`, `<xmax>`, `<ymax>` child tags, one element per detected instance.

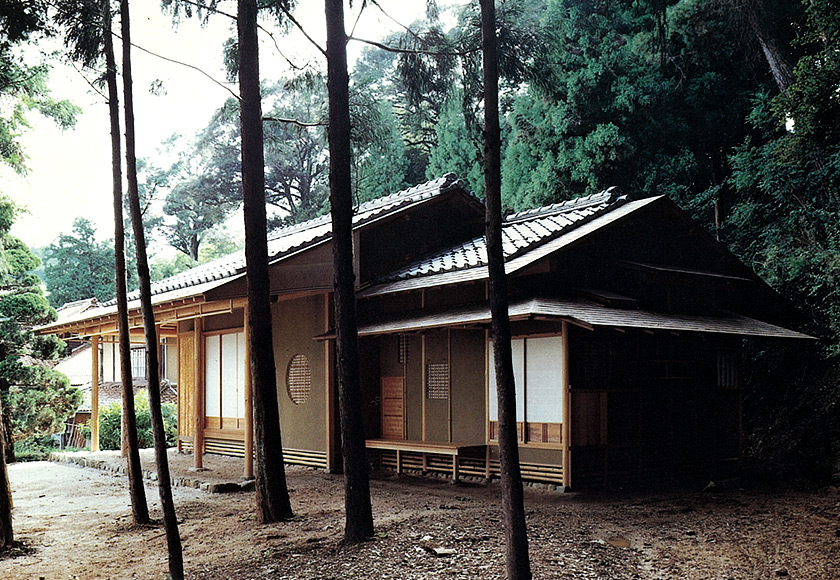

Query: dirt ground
<box><xmin>1</xmin><ymin>450</ymin><xmax>839</xmax><ymax>580</ymax></box>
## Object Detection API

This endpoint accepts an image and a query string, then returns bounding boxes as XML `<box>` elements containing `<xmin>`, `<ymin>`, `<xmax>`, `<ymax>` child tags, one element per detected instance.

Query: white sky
<box><xmin>3</xmin><ymin>1</ymin><xmax>452</xmax><ymax>251</ymax></box>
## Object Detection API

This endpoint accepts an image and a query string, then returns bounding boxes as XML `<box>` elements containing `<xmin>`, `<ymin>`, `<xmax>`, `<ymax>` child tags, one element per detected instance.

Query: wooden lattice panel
<box><xmin>286</xmin><ymin>354</ymin><xmax>311</xmax><ymax>404</ymax></box>
<box><xmin>426</xmin><ymin>362</ymin><xmax>449</xmax><ymax>400</ymax></box>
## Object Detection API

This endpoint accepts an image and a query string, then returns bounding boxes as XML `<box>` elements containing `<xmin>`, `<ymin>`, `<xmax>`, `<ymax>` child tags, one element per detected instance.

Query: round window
<box><xmin>286</xmin><ymin>354</ymin><xmax>311</xmax><ymax>405</ymax></box>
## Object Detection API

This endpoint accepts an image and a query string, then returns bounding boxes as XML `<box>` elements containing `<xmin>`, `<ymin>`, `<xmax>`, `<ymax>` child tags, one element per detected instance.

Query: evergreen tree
<box><xmin>42</xmin><ymin>217</ymin><xmax>113</xmax><ymax>298</ymax></box>
<box><xmin>500</xmin><ymin>0</ymin><xmax>763</xmax><ymax>213</ymax></box>
<box><xmin>427</xmin><ymin>91</ymin><xmax>483</xmax><ymax>192</ymax></box>
<box><xmin>721</xmin><ymin>0</ymin><xmax>840</xmax><ymax>472</ymax></box>
<box><xmin>43</xmin><ymin>220</ymin><xmax>115</xmax><ymax>308</ymax></box>
<box><xmin>0</xmin><ymin>197</ymin><xmax>81</xmax><ymax>466</ymax></box>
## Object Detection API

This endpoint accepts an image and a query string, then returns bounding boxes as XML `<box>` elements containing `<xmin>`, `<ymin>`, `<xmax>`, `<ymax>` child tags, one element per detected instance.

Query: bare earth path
<box><xmin>1</xmin><ymin>450</ymin><xmax>839</xmax><ymax>579</ymax></box>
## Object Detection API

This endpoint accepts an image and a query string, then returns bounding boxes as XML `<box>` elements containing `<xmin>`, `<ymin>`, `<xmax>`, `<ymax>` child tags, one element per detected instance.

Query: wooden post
<box><xmin>485</xmin><ymin>329</ymin><xmax>491</xmax><ymax>480</ymax></box>
<box><xmin>421</xmin><ymin>334</ymin><xmax>427</xmax><ymax>441</ymax></box>
<box><xmin>193</xmin><ymin>319</ymin><xmax>204</xmax><ymax>469</ymax></box>
<box><xmin>447</xmin><ymin>329</ymin><xmax>452</xmax><ymax>443</ymax></box>
<box><xmin>243</xmin><ymin>308</ymin><xmax>254</xmax><ymax>479</ymax></box>
<box><xmin>91</xmin><ymin>335</ymin><xmax>100</xmax><ymax>452</ymax></box>
<box><xmin>324</xmin><ymin>292</ymin><xmax>337</xmax><ymax>472</ymax></box>
<box><xmin>561</xmin><ymin>321</ymin><xmax>571</xmax><ymax>489</ymax></box>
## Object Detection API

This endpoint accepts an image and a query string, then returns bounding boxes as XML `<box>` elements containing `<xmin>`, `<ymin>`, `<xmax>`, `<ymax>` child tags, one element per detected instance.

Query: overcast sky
<box><xmin>3</xmin><ymin>1</ymin><xmax>450</xmax><ymax>251</ymax></box>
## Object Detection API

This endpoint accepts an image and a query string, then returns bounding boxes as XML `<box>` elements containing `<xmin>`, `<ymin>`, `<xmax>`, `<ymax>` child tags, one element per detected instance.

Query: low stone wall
<box><xmin>48</xmin><ymin>452</ymin><xmax>254</xmax><ymax>493</ymax></box>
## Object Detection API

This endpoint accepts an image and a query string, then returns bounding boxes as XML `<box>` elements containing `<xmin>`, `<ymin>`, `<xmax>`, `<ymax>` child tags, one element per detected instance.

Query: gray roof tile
<box><xmin>381</xmin><ymin>188</ymin><xmax>626</xmax><ymax>284</ymax></box>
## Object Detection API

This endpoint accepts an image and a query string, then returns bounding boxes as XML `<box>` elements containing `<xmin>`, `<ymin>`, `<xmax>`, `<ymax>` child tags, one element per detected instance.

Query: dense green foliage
<box><xmin>42</xmin><ymin>217</ymin><xmax>116</xmax><ymax>308</ymax></box>
<box><xmin>13</xmin><ymin>434</ymin><xmax>66</xmax><ymax>462</ymax></box>
<box><xmin>0</xmin><ymin>197</ymin><xmax>81</xmax><ymax>452</ymax></box>
<box><xmin>96</xmin><ymin>391</ymin><xmax>177</xmax><ymax>451</ymax></box>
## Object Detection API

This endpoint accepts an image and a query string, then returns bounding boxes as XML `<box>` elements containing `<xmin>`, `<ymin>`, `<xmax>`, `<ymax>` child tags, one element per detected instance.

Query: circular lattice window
<box><xmin>286</xmin><ymin>354</ymin><xmax>311</xmax><ymax>405</ymax></box>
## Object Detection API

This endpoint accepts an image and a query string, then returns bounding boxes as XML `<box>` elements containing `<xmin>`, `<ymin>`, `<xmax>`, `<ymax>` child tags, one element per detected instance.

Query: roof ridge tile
<box><xmin>505</xmin><ymin>186</ymin><xmax>625</xmax><ymax>223</ymax></box>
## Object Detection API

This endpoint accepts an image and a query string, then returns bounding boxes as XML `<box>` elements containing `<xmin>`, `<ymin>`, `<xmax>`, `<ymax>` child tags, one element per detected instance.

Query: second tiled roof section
<box><xmin>380</xmin><ymin>187</ymin><xmax>627</xmax><ymax>282</ymax></box>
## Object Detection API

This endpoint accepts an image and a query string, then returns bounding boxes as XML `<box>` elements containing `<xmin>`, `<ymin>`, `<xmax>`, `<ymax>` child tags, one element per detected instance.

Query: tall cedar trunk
<box><xmin>1</xmin><ymin>390</ymin><xmax>13</xmax><ymax>464</ymax></box>
<box><xmin>103</xmin><ymin>0</ymin><xmax>149</xmax><ymax>526</ymax></box>
<box><xmin>120</xmin><ymin>2</ymin><xmax>184</xmax><ymax>578</ymax></box>
<box><xmin>742</xmin><ymin>0</ymin><xmax>793</xmax><ymax>92</ymax></box>
<box><xmin>0</xmin><ymin>395</ymin><xmax>12</xmax><ymax>549</ymax></box>
<box><xmin>237</xmin><ymin>0</ymin><xmax>293</xmax><ymax>523</ymax></box>
<box><xmin>325</xmin><ymin>0</ymin><xmax>374</xmax><ymax>543</ymax></box>
<box><xmin>480</xmin><ymin>1</ymin><xmax>532</xmax><ymax>579</ymax></box>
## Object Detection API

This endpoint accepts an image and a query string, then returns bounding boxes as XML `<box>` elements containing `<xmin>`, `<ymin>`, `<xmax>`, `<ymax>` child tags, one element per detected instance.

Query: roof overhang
<box><xmin>38</xmin><ymin>283</ymin><xmax>246</xmax><ymax>339</ymax></box>
<box><xmin>343</xmin><ymin>297</ymin><xmax>813</xmax><ymax>340</ymax></box>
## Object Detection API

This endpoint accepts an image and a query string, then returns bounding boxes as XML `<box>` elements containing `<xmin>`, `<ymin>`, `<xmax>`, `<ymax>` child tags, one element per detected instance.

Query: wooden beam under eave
<box><xmin>91</xmin><ymin>334</ymin><xmax>100</xmax><ymax>452</ymax></box>
<box><xmin>43</xmin><ymin>296</ymin><xmax>248</xmax><ymax>341</ymax></box>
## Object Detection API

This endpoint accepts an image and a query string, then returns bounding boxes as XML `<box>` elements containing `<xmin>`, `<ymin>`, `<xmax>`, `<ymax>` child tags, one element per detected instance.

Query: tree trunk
<box><xmin>103</xmin><ymin>0</ymin><xmax>149</xmax><ymax>527</ymax></box>
<box><xmin>120</xmin><ymin>2</ymin><xmax>184</xmax><ymax>578</ymax></box>
<box><xmin>325</xmin><ymin>0</ymin><xmax>374</xmax><ymax>544</ymax></box>
<box><xmin>189</xmin><ymin>234</ymin><xmax>200</xmax><ymax>262</ymax></box>
<box><xmin>0</xmin><ymin>395</ymin><xmax>13</xmax><ymax>549</ymax></box>
<box><xmin>730</xmin><ymin>0</ymin><xmax>794</xmax><ymax>92</ymax></box>
<box><xmin>480</xmin><ymin>1</ymin><xmax>532</xmax><ymax>579</ymax></box>
<box><xmin>237</xmin><ymin>0</ymin><xmax>293</xmax><ymax>524</ymax></box>
<box><xmin>0</xmin><ymin>390</ymin><xmax>13</xmax><ymax>464</ymax></box>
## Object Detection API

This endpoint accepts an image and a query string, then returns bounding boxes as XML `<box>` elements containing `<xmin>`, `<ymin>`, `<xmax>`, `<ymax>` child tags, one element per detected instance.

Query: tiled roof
<box><xmin>378</xmin><ymin>187</ymin><xmax>627</xmax><ymax>284</ymax></box>
<box><xmin>105</xmin><ymin>174</ymin><xmax>469</xmax><ymax>307</ymax></box>
<box><xmin>54</xmin><ymin>298</ymin><xmax>100</xmax><ymax>320</ymax></box>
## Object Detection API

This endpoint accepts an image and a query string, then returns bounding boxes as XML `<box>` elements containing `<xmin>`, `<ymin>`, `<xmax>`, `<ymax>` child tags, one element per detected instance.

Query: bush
<box><xmin>97</xmin><ymin>390</ymin><xmax>178</xmax><ymax>450</ymax></box>
<box><xmin>14</xmin><ymin>434</ymin><xmax>60</xmax><ymax>462</ymax></box>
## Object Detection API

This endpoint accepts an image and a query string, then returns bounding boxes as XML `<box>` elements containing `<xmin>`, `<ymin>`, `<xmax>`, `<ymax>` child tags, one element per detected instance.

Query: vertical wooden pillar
<box><xmin>561</xmin><ymin>321</ymin><xmax>571</xmax><ymax>489</ymax></box>
<box><xmin>421</xmin><ymin>334</ymin><xmax>427</xmax><ymax>441</ymax></box>
<box><xmin>447</xmin><ymin>329</ymin><xmax>452</xmax><ymax>443</ymax></box>
<box><xmin>193</xmin><ymin>318</ymin><xmax>204</xmax><ymax>469</ymax></box>
<box><xmin>484</xmin><ymin>329</ymin><xmax>491</xmax><ymax>480</ymax></box>
<box><xmin>324</xmin><ymin>293</ymin><xmax>337</xmax><ymax>472</ymax></box>
<box><xmin>243</xmin><ymin>308</ymin><xmax>254</xmax><ymax>479</ymax></box>
<box><xmin>91</xmin><ymin>334</ymin><xmax>100</xmax><ymax>452</ymax></box>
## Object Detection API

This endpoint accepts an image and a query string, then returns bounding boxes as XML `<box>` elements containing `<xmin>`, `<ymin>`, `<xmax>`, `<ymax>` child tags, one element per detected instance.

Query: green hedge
<box><xmin>97</xmin><ymin>390</ymin><xmax>178</xmax><ymax>450</ymax></box>
<box><xmin>14</xmin><ymin>434</ymin><xmax>62</xmax><ymax>462</ymax></box>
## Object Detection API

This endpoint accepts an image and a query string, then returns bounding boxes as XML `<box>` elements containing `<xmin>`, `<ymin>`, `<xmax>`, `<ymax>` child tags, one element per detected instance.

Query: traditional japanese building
<box><xmin>40</xmin><ymin>175</ymin><xmax>809</xmax><ymax>488</ymax></box>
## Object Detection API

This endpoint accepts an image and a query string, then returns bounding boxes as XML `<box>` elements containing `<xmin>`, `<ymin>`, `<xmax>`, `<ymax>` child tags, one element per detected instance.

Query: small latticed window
<box><xmin>426</xmin><ymin>362</ymin><xmax>449</xmax><ymax>400</ymax></box>
<box><xmin>398</xmin><ymin>335</ymin><xmax>410</xmax><ymax>364</ymax></box>
<box><xmin>717</xmin><ymin>351</ymin><xmax>739</xmax><ymax>389</ymax></box>
<box><xmin>286</xmin><ymin>354</ymin><xmax>311</xmax><ymax>404</ymax></box>
<box><xmin>130</xmin><ymin>347</ymin><xmax>146</xmax><ymax>379</ymax></box>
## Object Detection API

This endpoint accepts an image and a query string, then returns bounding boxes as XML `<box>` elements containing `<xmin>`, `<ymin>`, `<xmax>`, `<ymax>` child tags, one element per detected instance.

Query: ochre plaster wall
<box><xmin>272</xmin><ymin>294</ymin><xmax>326</xmax><ymax>452</ymax></box>
<box><xmin>450</xmin><ymin>329</ymin><xmax>486</xmax><ymax>445</ymax></box>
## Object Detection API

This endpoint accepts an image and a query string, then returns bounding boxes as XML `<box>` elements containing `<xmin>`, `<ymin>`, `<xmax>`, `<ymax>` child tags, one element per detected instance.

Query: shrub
<box><xmin>96</xmin><ymin>390</ymin><xmax>178</xmax><ymax>450</ymax></box>
<box><xmin>14</xmin><ymin>434</ymin><xmax>60</xmax><ymax>462</ymax></box>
